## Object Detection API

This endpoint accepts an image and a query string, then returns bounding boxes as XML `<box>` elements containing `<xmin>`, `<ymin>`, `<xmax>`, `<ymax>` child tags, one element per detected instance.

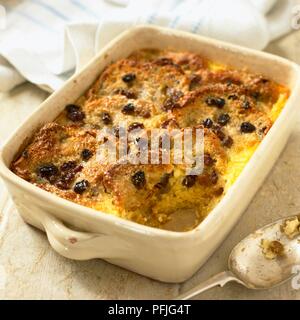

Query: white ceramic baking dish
<box><xmin>0</xmin><ymin>26</ymin><xmax>300</xmax><ymax>283</ymax></box>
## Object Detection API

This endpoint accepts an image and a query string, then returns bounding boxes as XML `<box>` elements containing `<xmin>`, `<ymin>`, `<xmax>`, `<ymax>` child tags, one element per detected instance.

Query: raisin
<box><xmin>241</xmin><ymin>122</ymin><xmax>256</xmax><ymax>133</ymax></box>
<box><xmin>140</xmin><ymin>110</ymin><xmax>151</xmax><ymax>118</ymax></box>
<box><xmin>204</xmin><ymin>154</ymin><xmax>214</xmax><ymax>166</ymax></box>
<box><xmin>131</xmin><ymin>171</ymin><xmax>146</xmax><ymax>189</ymax></box>
<box><xmin>128</xmin><ymin>122</ymin><xmax>144</xmax><ymax>132</ymax></box>
<box><xmin>74</xmin><ymin>180</ymin><xmax>90</xmax><ymax>194</ymax></box>
<box><xmin>214</xmin><ymin>187</ymin><xmax>224</xmax><ymax>196</ymax></box>
<box><xmin>122</xmin><ymin>103</ymin><xmax>135</xmax><ymax>115</ymax></box>
<box><xmin>217</xmin><ymin>113</ymin><xmax>230</xmax><ymax>126</ymax></box>
<box><xmin>222</xmin><ymin>136</ymin><xmax>234</xmax><ymax>148</ymax></box>
<box><xmin>56</xmin><ymin>164</ymin><xmax>82</xmax><ymax>190</ymax></box>
<box><xmin>56</xmin><ymin>171</ymin><xmax>75</xmax><ymax>190</ymax></box>
<box><xmin>155</xmin><ymin>58</ymin><xmax>174</xmax><ymax>66</ymax></box>
<box><xmin>38</xmin><ymin>164</ymin><xmax>58</xmax><ymax>179</ymax></box>
<box><xmin>101</xmin><ymin>112</ymin><xmax>112</xmax><ymax>125</ymax></box>
<box><xmin>155</xmin><ymin>173</ymin><xmax>171</xmax><ymax>189</ymax></box>
<box><xmin>73</xmin><ymin>165</ymin><xmax>83</xmax><ymax>173</ymax></box>
<box><xmin>189</xmin><ymin>74</ymin><xmax>202</xmax><ymax>90</ymax></box>
<box><xmin>205</xmin><ymin>97</ymin><xmax>225</xmax><ymax>108</ymax></box>
<box><xmin>216</xmin><ymin>131</ymin><xmax>226</xmax><ymax>141</ymax></box>
<box><xmin>182</xmin><ymin>175</ymin><xmax>196</xmax><ymax>188</ymax></box>
<box><xmin>203</xmin><ymin>118</ymin><xmax>213</xmax><ymax>128</ymax></box>
<box><xmin>64</xmin><ymin>171</ymin><xmax>76</xmax><ymax>182</ymax></box>
<box><xmin>198</xmin><ymin>173</ymin><xmax>211</xmax><ymax>185</ymax></box>
<box><xmin>66</xmin><ymin>104</ymin><xmax>80</xmax><ymax>113</ymax></box>
<box><xmin>261</xmin><ymin>78</ymin><xmax>269</xmax><ymax>84</ymax></box>
<box><xmin>213</xmin><ymin>125</ymin><xmax>225</xmax><ymax>141</ymax></box>
<box><xmin>68</xmin><ymin>110</ymin><xmax>85</xmax><ymax>122</ymax></box>
<box><xmin>163</xmin><ymin>89</ymin><xmax>183</xmax><ymax>111</ymax></box>
<box><xmin>259</xmin><ymin>126</ymin><xmax>268</xmax><ymax>136</ymax></box>
<box><xmin>61</xmin><ymin>161</ymin><xmax>77</xmax><ymax>171</ymax></box>
<box><xmin>81</xmin><ymin>149</ymin><xmax>93</xmax><ymax>161</ymax></box>
<box><xmin>65</xmin><ymin>104</ymin><xmax>85</xmax><ymax>122</ymax></box>
<box><xmin>228</xmin><ymin>94</ymin><xmax>238</xmax><ymax>100</ymax></box>
<box><xmin>114</xmin><ymin>88</ymin><xmax>136</xmax><ymax>99</ymax></box>
<box><xmin>122</xmin><ymin>73</ymin><xmax>136</xmax><ymax>83</ymax></box>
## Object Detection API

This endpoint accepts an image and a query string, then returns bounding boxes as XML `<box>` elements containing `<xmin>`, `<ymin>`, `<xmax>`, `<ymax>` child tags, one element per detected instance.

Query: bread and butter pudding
<box><xmin>11</xmin><ymin>49</ymin><xmax>290</xmax><ymax>232</ymax></box>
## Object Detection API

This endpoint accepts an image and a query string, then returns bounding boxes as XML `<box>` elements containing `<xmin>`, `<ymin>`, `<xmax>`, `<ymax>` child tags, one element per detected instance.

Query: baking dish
<box><xmin>0</xmin><ymin>26</ymin><xmax>300</xmax><ymax>283</ymax></box>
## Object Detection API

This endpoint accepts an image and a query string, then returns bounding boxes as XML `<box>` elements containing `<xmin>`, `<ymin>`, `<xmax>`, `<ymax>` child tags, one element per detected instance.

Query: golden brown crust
<box><xmin>103</xmin><ymin>162</ymin><xmax>174</xmax><ymax>213</ymax></box>
<box><xmin>171</xmin><ymin>83</ymin><xmax>273</xmax><ymax>153</ymax></box>
<box><xmin>192</xmin><ymin>68</ymin><xmax>281</xmax><ymax>105</ymax></box>
<box><xmin>87</xmin><ymin>57</ymin><xmax>190</xmax><ymax>110</ymax></box>
<box><xmin>11</xmin><ymin>49</ymin><xmax>290</xmax><ymax>231</ymax></box>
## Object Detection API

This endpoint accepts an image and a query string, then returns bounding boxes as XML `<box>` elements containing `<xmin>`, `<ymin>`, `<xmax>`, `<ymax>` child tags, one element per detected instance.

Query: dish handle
<box><xmin>39</xmin><ymin>210</ymin><xmax>120</xmax><ymax>260</ymax></box>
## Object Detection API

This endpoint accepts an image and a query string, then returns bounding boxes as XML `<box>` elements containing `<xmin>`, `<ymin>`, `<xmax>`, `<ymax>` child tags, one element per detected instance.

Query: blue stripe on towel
<box><xmin>31</xmin><ymin>0</ymin><xmax>70</xmax><ymax>21</ymax></box>
<box><xmin>70</xmin><ymin>0</ymin><xmax>100</xmax><ymax>19</ymax></box>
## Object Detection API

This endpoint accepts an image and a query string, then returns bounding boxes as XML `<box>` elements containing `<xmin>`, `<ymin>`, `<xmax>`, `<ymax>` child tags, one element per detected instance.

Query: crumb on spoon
<box><xmin>281</xmin><ymin>216</ymin><xmax>300</xmax><ymax>239</ymax></box>
<box><xmin>260</xmin><ymin>239</ymin><xmax>284</xmax><ymax>260</ymax></box>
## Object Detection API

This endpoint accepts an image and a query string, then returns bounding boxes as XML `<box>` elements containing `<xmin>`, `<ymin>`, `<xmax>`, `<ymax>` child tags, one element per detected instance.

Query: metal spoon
<box><xmin>175</xmin><ymin>215</ymin><xmax>300</xmax><ymax>300</ymax></box>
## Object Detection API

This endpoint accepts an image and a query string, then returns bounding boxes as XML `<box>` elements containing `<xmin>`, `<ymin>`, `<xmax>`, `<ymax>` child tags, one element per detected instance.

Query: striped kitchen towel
<box><xmin>0</xmin><ymin>0</ymin><xmax>293</xmax><ymax>93</ymax></box>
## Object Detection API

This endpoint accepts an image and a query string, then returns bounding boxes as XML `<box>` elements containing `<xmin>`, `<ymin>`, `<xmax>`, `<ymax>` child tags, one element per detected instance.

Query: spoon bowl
<box><xmin>175</xmin><ymin>214</ymin><xmax>300</xmax><ymax>300</ymax></box>
<box><xmin>229</xmin><ymin>215</ymin><xmax>300</xmax><ymax>290</ymax></box>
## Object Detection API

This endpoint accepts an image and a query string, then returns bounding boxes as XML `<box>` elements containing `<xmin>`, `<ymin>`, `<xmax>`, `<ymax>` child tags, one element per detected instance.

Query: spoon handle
<box><xmin>174</xmin><ymin>271</ymin><xmax>243</xmax><ymax>300</ymax></box>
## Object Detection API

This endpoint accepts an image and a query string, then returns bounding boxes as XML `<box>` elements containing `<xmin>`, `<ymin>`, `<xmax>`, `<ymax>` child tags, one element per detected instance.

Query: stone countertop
<box><xmin>0</xmin><ymin>29</ymin><xmax>300</xmax><ymax>300</ymax></box>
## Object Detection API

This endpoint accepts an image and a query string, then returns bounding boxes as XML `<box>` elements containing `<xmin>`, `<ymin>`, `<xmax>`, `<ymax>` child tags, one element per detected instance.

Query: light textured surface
<box><xmin>0</xmin><ymin>28</ymin><xmax>300</xmax><ymax>300</ymax></box>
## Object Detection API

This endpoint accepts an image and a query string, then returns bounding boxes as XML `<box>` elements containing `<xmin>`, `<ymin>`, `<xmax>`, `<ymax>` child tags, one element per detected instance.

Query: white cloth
<box><xmin>0</xmin><ymin>0</ymin><xmax>293</xmax><ymax>93</ymax></box>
